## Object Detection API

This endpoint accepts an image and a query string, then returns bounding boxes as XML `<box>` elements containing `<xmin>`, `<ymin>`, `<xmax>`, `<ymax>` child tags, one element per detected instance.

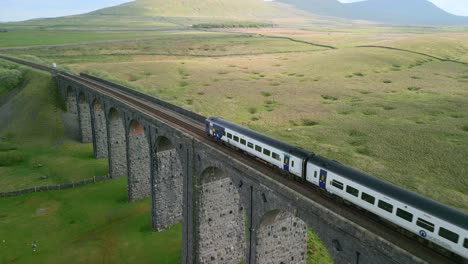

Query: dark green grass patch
<box><xmin>461</xmin><ymin>125</ymin><xmax>468</xmax><ymax>132</ymax></box>
<box><xmin>0</xmin><ymin>178</ymin><xmax>182</xmax><ymax>264</ymax></box>
<box><xmin>0</xmin><ymin>150</ymin><xmax>24</xmax><ymax>166</ymax></box>
<box><xmin>321</xmin><ymin>95</ymin><xmax>338</xmax><ymax>101</ymax></box>
<box><xmin>408</xmin><ymin>86</ymin><xmax>422</xmax><ymax>91</ymax></box>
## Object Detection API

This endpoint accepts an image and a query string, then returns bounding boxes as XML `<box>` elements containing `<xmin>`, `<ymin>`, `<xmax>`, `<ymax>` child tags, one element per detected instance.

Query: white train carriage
<box><xmin>205</xmin><ymin>116</ymin><xmax>468</xmax><ymax>259</ymax></box>
<box><xmin>206</xmin><ymin>116</ymin><xmax>309</xmax><ymax>178</ymax></box>
<box><xmin>307</xmin><ymin>156</ymin><xmax>468</xmax><ymax>259</ymax></box>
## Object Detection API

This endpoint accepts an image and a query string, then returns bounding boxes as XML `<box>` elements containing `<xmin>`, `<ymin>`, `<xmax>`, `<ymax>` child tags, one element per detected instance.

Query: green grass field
<box><xmin>1</xmin><ymin>3</ymin><xmax>468</xmax><ymax>261</ymax></box>
<box><xmin>0</xmin><ymin>177</ymin><xmax>182</xmax><ymax>264</ymax></box>
<box><xmin>0</xmin><ymin>69</ymin><xmax>107</xmax><ymax>192</ymax></box>
<box><xmin>49</xmin><ymin>34</ymin><xmax>467</xmax><ymax>212</ymax></box>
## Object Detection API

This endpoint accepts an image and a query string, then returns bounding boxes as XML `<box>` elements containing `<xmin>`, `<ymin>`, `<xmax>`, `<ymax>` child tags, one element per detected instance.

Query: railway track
<box><xmin>0</xmin><ymin>55</ymin><xmax>461</xmax><ymax>264</ymax></box>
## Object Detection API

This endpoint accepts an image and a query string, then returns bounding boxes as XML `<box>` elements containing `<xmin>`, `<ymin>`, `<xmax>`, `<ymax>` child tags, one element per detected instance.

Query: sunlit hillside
<box><xmin>1</xmin><ymin>0</ymin><xmax>354</xmax><ymax>28</ymax></box>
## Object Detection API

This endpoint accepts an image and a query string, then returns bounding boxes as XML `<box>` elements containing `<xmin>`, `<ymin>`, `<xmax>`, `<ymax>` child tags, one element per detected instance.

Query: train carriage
<box><xmin>205</xmin><ymin>116</ymin><xmax>468</xmax><ymax>259</ymax></box>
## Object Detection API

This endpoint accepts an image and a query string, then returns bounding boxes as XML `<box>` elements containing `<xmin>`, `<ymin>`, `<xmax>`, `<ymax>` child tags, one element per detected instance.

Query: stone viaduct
<box><xmin>57</xmin><ymin>74</ymin><xmax>425</xmax><ymax>264</ymax></box>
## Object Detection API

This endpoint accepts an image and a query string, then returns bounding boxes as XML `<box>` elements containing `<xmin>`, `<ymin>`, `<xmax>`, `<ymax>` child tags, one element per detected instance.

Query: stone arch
<box><xmin>78</xmin><ymin>92</ymin><xmax>93</xmax><ymax>143</ymax></box>
<box><xmin>66</xmin><ymin>86</ymin><xmax>77</xmax><ymax>114</ymax></box>
<box><xmin>127</xmin><ymin>119</ymin><xmax>151</xmax><ymax>201</ymax></box>
<box><xmin>107</xmin><ymin>108</ymin><xmax>127</xmax><ymax>178</ymax></box>
<box><xmin>92</xmin><ymin>99</ymin><xmax>108</xmax><ymax>159</ymax></box>
<box><xmin>197</xmin><ymin>167</ymin><xmax>246</xmax><ymax>263</ymax></box>
<box><xmin>151</xmin><ymin>136</ymin><xmax>183</xmax><ymax>231</ymax></box>
<box><xmin>255</xmin><ymin>210</ymin><xmax>308</xmax><ymax>264</ymax></box>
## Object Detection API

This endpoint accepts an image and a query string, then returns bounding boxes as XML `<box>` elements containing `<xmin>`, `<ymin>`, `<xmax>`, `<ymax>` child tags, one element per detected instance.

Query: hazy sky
<box><xmin>0</xmin><ymin>0</ymin><xmax>467</xmax><ymax>22</ymax></box>
<box><xmin>0</xmin><ymin>0</ymin><xmax>131</xmax><ymax>22</ymax></box>
<box><xmin>338</xmin><ymin>0</ymin><xmax>468</xmax><ymax>16</ymax></box>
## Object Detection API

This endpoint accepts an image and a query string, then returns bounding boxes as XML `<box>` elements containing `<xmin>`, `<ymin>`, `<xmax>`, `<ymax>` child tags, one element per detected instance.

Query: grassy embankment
<box><xmin>0</xmin><ymin>66</ymin><xmax>107</xmax><ymax>192</ymax></box>
<box><xmin>0</xmin><ymin>177</ymin><xmax>182</xmax><ymax>264</ymax></box>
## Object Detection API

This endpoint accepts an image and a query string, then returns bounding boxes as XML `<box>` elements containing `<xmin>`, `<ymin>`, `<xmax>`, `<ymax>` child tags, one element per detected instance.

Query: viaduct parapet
<box><xmin>53</xmin><ymin>73</ymin><xmax>429</xmax><ymax>264</ymax></box>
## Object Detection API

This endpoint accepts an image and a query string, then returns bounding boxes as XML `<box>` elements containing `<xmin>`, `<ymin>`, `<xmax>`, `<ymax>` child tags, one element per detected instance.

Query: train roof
<box><xmin>310</xmin><ymin>155</ymin><xmax>468</xmax><ymax>230</ymax></box>
<box><xmin>208</xmin><ymin>117</ymin><xmax>310</xmax><ymax>159</ymax></box>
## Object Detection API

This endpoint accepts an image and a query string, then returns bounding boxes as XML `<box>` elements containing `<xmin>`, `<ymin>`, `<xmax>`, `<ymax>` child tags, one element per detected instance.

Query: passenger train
<box><xmin>205</xmin><ymin>116</ymin><xmax>468</xmax><ymax>260</ymax></box>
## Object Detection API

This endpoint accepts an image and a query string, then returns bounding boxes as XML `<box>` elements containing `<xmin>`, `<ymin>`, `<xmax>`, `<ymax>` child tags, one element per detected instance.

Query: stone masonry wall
<box><xmin>256</xmin><ymin>210</ymin><xmax>308</xmax><ymax>264</ymax></box>
<box><xmin>152</xmin><ymin>149</ymin><xmax>183</xmax><ymax>231</ymax></box>
<box><xmin>78</xmin><ymin>98</ymin><xmax>93</xmax><ymax>143</ymax></box>
<box><xmin>64</xmin><ymin>94</ymin><xmax>79</xmax><ymax>139</ymax></box>
<box><xmin>108</xmin><ymin>110</ymin><xmax>127</xmax><ymax>178</ymax></box>
<box><xmin>198</xmin><ymin>173</ymin><xmax>245</xmax><ymax>264</ymax></box>
<box><xmin>67</xmin><ymin>94</ymin><xmax>78</xmax><ymax>114</ymax></box>
<box><xmin>92</xmin><ymin>101</ymin><xmax>108</xmax><ymax>159</ymax></box>
<box><xmin>128</xmin><ymin>130</ymin><xmax>151</xmax><ymax>201</ymax></box>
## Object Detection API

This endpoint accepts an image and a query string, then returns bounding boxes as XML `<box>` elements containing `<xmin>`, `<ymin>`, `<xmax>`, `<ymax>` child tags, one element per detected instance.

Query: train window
<box><xmin>240</xmin><ymin>139</ymin><xmax>246</xmax><ymax>145</ymax></box>
<box><xmin>331</xmin><ymin>180</ymin><xmax>343</xmax><ymax>190</ymax></box>
<box><xmin>263</xmin><ymin>149</ymin><xmax>271</xmax><ymax>156</ymax></box>
<box><xmin>227</xmin><ymin>133</ymin><xmax>232</xmax><ymax>139</ymax></box>
<box><xmin>255</xmin><ymin>145</ymin><xmax>262</xmax><ymax>152</ymax></box>
<box><xmin>464</xmin><ymin>238</ymin><xmax>468</xmax><ymax>249</ymax></box>
<box><xmin>416</xmin><ymin>218</ymin><xmax>435</xmax><ymax>232</ymax></box>
<box><xmin>439</xmin><ymin>227</ymin><xmax>459</xmax><ymax>244</ymax></box>
<box><xmin>248</xmin><ymin>142</ymin><xmax>254</xmax><ymax>149</ymax></box>
<box><xmin>233</xmin><ymin>136</ymin><xmax>239</xmax><ymax>142</ymax></box>
<box><xmin>396</xmin><ymin>208</ymin><xmax>413</xmax><ymax>222</ymax></box>
<box><xmin>291</xmin><ymin>161</ymin><xmax>295</xmax><ymax>167</ymax></box>
<box><xmin>378</xmin><ymin>200</ymin><xmax>393</xmax><ymax>213</ymax></box>
<box><xmin>221</xmin><ymin>131</ymin><xmax>226</xmax><ymax>136</ymax></box>
<box><xmin>346</xmin><ymin>186</ymin><xmax>359</xmax><ymax>197</ymax></box>
<box><xmin>272</xmin><ymin>153</ymin><xmax>280</xmax><ymax>161</ymax></box>
<box><xmin>361</xmin><ymin>192</ymin><xmax>375</xmax><ymax>205</ymax></box>
<box><xmin>314</xmin><ymin>171</ymin><xmax>317</xmax><ymax>178</ymax></box>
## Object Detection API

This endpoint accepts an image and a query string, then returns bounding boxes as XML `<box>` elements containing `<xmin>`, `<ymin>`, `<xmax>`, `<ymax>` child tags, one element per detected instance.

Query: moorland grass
<box><xmin>63</xmin><ymin>44</ymin><xmax>468</xmax><ymax>211</ymax></box>
<box><xmin>0</xmin><ymin>177</ymin><xmax>182</xmax><ymax>264</ymax></box>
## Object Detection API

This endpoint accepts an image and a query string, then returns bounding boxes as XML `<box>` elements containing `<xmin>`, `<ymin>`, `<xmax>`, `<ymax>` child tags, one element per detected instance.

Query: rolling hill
<box><xmin>3</xmin><ymin>0</ymin><xmax>346</xmax><ymax>28</ymax></box>
<box><xmin>278</xmin><ymin>0</ymin><xmax>468</xmax><ymax>25</ymax></box>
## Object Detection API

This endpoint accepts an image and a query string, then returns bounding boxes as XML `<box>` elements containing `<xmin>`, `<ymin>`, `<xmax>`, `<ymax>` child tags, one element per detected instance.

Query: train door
<box><xmin>283</xmin><ymin>155</ymin><xmax>290</xmax><ymax>172</ymax></box>
<box><xmin>205</xmin><ymin>120</ymin><xmax>211</xmax><ymax>136</ymax></box>
<box><xmin>319</xmin><ymin>169</ymin><xmax>327</xmax><ymax>189</ymax></box>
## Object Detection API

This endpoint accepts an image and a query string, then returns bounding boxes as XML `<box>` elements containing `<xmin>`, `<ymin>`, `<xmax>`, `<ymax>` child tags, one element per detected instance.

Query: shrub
<box><xmin>353</xmin><ymin>72</ymin><xmax>365</xmax><ymax>77</ymax></box>
<box><xmin>356</xmin><ymin>147</ymin><xmax>371</xmax><ymax>156</ymax></box>
<box><xmin>261</xmin><ymin>91</ymin><xmax>272</xmax><ymax>97</ymax></box>
<box><xmin>408</xmin><ymin>87</ymin><xmax>421</xmax><ymax>91</ymax></box>
<box><xmin>0</xmin><ymin>69</ymin><xmax>23</xmax><ymax>94</ymax></box>
<box><xmin>302</xmin><ymin>119</ymin><xmax>319</xmax><ymax>126</ymax></box>
<box><xmin>382</xmin><ymin>80</ymin><xmax>392</xmax><ymax>84</ymax></box>
<box><xmin>0</xmin><ymin>150</ymin><xmax>24</xmax><ymax>166</ymax></box>
<box><xmin>321</xmin><ymin>95</ymin><xmax>338</xmax><ymax>101</ymax></box>
<box><xmin>248</xmin><ymin>107</ymin><xmax>257</xmax><ymax>114</ymax></box>
<box><xmin>461</xmin><ymin>125</ymin><xmax>468</xmax><ymax>132</ymax></box>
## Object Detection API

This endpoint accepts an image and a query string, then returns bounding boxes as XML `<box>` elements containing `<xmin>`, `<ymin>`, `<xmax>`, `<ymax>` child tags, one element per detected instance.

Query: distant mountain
<box><xmin>277</xmin><ymin>0</ymin><xmax>468</xmax><ymax>25</ymax></box>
